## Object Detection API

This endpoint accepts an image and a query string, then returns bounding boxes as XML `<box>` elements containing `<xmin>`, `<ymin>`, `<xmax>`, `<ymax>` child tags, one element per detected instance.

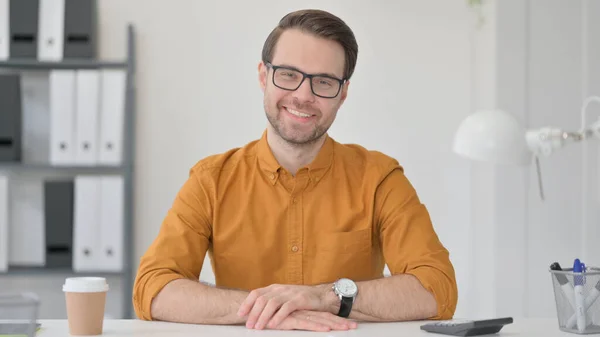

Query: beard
<box><xmin>264</xmin><ymin>97</ymin><xmax>331</xmax><ymax>146</ymax></box>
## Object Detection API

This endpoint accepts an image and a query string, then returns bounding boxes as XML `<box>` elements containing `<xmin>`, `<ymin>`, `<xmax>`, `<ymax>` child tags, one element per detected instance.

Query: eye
<box><xmin>279</xmin><ymin>71</ymin><xmax>297</xmax><ymax>78</ymax></box>
<box><xmin>316</xmin><ymin>78</ymin><xmax>334</xmax><ymax>87</ymax></box>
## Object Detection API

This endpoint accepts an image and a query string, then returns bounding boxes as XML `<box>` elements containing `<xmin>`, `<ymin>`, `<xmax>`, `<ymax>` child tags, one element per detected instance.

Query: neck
<box><xmin>266</xmin><ymin>127</ymin><xmax>326</xmax><ymax>176</ymax></box>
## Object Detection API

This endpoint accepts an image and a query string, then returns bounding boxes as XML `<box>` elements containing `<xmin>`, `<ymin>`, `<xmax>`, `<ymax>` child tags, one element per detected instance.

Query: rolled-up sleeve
<box><xmin>133</xmin><ymin>166</ymin><xmax>213</xmax><ymax>320</ymax></box>
<box><xmin>375</xmin><ymin>166</ymin><xmax>458</xmax><ymax>320</ymax></box>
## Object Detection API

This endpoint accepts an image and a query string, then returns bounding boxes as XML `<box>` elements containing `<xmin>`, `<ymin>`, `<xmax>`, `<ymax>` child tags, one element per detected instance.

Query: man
<box><xmin>133</xmin><ymin>8</ymin><xmax>457</xmax><ymax>332</ymax></box>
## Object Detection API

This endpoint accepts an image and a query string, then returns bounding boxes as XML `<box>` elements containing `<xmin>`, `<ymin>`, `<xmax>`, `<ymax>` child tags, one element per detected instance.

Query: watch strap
<box><xmin>337</xmin><ymin>295</ymin><xmax>353</xmax><ymax>318</ymax></box>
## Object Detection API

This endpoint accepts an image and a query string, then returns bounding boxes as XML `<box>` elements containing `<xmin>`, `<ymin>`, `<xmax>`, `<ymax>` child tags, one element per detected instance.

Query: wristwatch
<box><xmin>332</xmin><ymin>278</ymin><xmax>358</xmax><ymax>318</ymax></box>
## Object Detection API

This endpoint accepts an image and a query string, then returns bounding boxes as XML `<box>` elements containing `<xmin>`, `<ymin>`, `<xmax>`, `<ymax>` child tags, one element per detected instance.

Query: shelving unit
<box><xmin>0</xmin><ymin>24</ymin><xmax>136</xmax><ymax>319</ymax></box>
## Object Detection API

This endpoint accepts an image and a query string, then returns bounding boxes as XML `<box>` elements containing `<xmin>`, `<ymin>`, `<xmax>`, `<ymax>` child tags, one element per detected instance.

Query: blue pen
<box><xmin>574</xmin><ymin>258</ymin><xmax>586</xmax><ymax>332</ymax></box>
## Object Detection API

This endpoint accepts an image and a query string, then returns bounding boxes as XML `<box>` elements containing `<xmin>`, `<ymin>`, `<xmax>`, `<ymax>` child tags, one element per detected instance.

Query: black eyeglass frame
<box><xmin>265</xmin><ymin>62</ymin><xmax>347</xmax><ymax>99</ymax></box>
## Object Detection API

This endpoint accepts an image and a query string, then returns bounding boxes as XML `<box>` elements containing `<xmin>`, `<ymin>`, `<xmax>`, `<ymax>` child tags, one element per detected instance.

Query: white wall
<box><xmin>465</xmin><ymin>0</ymin><xmax>600</xmax><ymax>320</ymax></box>
<box><xmin>96</xmin><ymin>0</ymin><xmax>599</xmax><ymax>320</ymax></box>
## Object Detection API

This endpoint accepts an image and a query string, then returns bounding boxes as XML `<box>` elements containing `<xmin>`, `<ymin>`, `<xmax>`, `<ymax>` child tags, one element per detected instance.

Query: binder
<box><xmin>0</xmin><ymin>175</ymin><xmax>8</xmax><ymax>272</ymax></box>
<box><xmin>9</xmin><ymin>176</ymin><xmax>45</xmax><ymax>266</ymax></box>
<box><xmin>0</xmin><ymin>74</ymin><xmax>22</xmax><ymax>162</ymax></box>
<box><xmin>63</xmin><ymin>0</ymin><xmax>95</xmax><ymax>59</ymax></box>
<box><xmin>37</xmin><ymin>0</ymin><xmax>65</xmax><ymax>61</ymax></box>
<box><xmin>9</xmin><ymin>0</ymin><xmax>39</xmax><ymax>58</ymax></box>
<box><xmin>0</xmin><ymin>0</ymin><xmax>8</xmax><ymax>60</ymax></box>
<box><xmin>99</xmin><ymin>70</ymin><xmax>126</xmax><ymax>166</ymax></box>
<box><xmin>44</xmin><ymin>180</ymin><xmax>74</xmax><ymax>268</ymax></box>
<box><xmin>73</xmin><ymin>175</ymin><xmax>100</xmax><ymax>272</ymax></box>
<box><xmin>49</xmin><ymin>70</ymin><xmax>76</xmax><ymax>165</ymax></box>
<box><xmin>75</xmin><ymin>70</ymin><xmax>99</xmax><ymax>165</ymax></box>
<box><xmin>20</xmin><ymin>72</ymin><xmax>51</xmax><ymax>164</ymax></box>
<box><xmin>99</xmin><ymin>176</ymin><xmax>124</xmax><ymax>271</ymax></box>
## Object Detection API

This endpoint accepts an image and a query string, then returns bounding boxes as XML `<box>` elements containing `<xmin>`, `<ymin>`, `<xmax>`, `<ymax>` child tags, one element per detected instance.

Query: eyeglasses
<box><xmin>266</xmin><ymin>62</ymin><xmax>346</xmax><ymax>99</ymax></box>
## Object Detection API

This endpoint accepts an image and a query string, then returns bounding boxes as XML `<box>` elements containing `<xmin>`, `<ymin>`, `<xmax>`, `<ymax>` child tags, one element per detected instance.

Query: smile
<box><xmin>285</xmin><ymin>107</ymin><xmax>314</xmax><ymax>118</ymax></box>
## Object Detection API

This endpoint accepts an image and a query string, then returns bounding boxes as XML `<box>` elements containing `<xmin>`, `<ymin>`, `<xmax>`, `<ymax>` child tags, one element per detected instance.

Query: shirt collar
<box><xmin>256</xmin><ymin>129</ymin><xmax>334</xmax><ymax>185</ymax></box>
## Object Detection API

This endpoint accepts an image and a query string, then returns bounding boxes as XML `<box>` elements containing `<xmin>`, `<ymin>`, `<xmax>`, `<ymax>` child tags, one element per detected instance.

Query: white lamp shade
<box><xmin>453</xmin><ymin>109</ymin><xmax>532</xmax><ymax>166</ymax></box>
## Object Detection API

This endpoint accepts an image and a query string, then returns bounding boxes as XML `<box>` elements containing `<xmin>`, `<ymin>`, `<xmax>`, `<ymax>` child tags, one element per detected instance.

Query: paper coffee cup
<box><xmin>63</xmin><ymin>277</ymin><xmax>109</xmax><ymax>336</ymax></box>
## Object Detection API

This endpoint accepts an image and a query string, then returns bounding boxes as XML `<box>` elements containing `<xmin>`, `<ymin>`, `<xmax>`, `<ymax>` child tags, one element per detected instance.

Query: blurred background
<box><xmin>0</xmin><ymin>0</ymin><xmax>599</xmax><ymax>322</ymax></box>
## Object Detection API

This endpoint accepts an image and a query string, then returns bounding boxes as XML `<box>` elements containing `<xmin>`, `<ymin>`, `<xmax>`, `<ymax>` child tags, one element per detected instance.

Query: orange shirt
<box><xmin>133</xmin><ymin>131</ymin><xmax>458</xmax><ymax>321</ymax></box>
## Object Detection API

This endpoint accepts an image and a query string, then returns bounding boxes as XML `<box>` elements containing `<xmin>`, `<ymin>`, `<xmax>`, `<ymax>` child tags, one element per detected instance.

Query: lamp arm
<box><xmin>525</xmin><ymin>119</ymin><xmax>600</xmax><ymax>157</ymax></box>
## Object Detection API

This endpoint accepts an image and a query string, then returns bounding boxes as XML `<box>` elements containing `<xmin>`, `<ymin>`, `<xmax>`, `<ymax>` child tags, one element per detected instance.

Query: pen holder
<box><xmin>0</xmin><ymin>292</ymin><xmax>40</xmax><ymax>337</ymax></box>
<box><xmin>550</xmin><ymin>267</ymin><xmax>600</xmax><ymax>334</ymax></box>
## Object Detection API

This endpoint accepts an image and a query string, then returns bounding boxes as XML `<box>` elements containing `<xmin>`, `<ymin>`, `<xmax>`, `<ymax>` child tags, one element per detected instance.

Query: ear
<box><xmin>258</xmin><ymin>62</ymin><xmax>268</xmax><ymax>92</ymax></box>
<box><xmin>338</xmin><ymin>80</ymin><xmax>350</xmax><ymax>105</ymax></box>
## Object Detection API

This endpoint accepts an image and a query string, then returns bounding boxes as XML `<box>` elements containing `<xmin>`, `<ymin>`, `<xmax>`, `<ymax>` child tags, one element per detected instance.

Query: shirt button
<box><xmin>270</xmin><ymin>173</ymin><xmax>275</xmax><ymax>180</ymax></box>
<box><xmin>291</xmin><ymin>245</ymin><xmax>299</xmax><ymax>252</ymax></box>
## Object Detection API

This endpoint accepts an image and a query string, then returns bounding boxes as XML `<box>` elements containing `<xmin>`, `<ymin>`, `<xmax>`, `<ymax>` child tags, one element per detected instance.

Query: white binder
<box><xmin>49</xmin><ymin>70</ymin><xmax>76</xmax><ymax>165</ymax></box>
<box><xmin>20</xmin><ymin>73</ymin><xmax>51</xmax><ymax>164</ymax></box>
<box><xmin>9</xmin><ymin>176</ymin><xmax>45</xmax><ymax>266</ymax></box>
<box><xmin>0</xmin><ymin>0</ymin><xmax>8</xmax><ymax>60</ymax></box>
<box><xmin>73</xmin><ymin>175</ymin><xmax>100</xmax><ymax>271</ymax></box>
<box><xmin>0</xmin><ymin>175</ymin><xmax>8</xmax><ymax>272</ymax></box>
<box><xmin>75</xmin><ymin>70</ymin><xmax>100</xmax><ymax>165</ymax></box>
<box><xmin>99</xmin><ymin>176</ymin><xmax>124</xmax><ymax>271</ymax></box>
<box><xmin>37</xmin><ymin>0</ymin><xmax>65</xmax><ymax>61</ymax></box>
<box><xmin>99</xmin><ymin>70</ymin><xmax>126</xmax><ymax>166</ymax></box>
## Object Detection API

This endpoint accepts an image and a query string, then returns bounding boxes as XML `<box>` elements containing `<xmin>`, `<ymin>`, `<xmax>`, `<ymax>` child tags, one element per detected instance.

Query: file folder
<box><xmin>99</xmin><ymin>176</ymin><xmax>124</xmax><ymax>271</ymax></box>
<box><xmin>99</xmin><ymin>70</ymin><xmax>126</xmax><ymax>166</ymax></box>
<box><xmin>0</xmin><ymin>74</ymin><xmax>22</xmax><ymax>162</ymax></box>
<box><xmin>49</xmin><ymin>70</ymin><xmax>76</xmax><ymax>165</ymax></box>
<box><xmin>75</xmin><ymin>70</ymin><xmax>99</xmax><ymax>165</ymax></box>
<box><xmin>20</xmin><ymin>72</ymin><xmax>51</xmax><ymax>164</ymax></box>
<box><xmin>0</xmin><ymin>175</ymin><xmax>8</xmax><ymax>272</ymax></box>
<box><xmin>9</xmin><ymin>176</ymin><xmax>45</xmax><ymax>266</ymax></box>
<box><xmin>63</xmin><ymin>0</ymin><xmax>96</xmax><ymax>59</ymax></box>
<box><xmin>37</xmin><ymin>0</ymin><xmax>65</xmax><ymax>61</ymax></box>
<box><xmin>0</xmin><ymin>0</ymin><xmax>8</xmax><ymax>60</ymax></box>
<box><xmin>9</xmin><ymin>0</ymin><xmax>39</xmax><ymax>58</ymax></box>
<box><xmin>44</xmin><ymin>180</ymin><xmax>74</xmax><ymax>269</ymax></box>
<box><xmin>73</xmin><ymin>175</ymin><xmax>100</xmax><ymax>271</ymax></box>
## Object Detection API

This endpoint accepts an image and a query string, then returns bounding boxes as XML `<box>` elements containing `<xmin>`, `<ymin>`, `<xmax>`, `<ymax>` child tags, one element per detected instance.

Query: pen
<box><xmin>567</xmin><ymin>278</ymin><xmax>600</xmax><ymax>329</ymax></box>
<box><xmin>550</xmin><ymin>262</ymin><xmax>577</xmax><ymax>310</ymax></box>
<box><xmin>573</xmin><ymin>259</ymin><xmax>586</xmax><ymax>332</ymax></box>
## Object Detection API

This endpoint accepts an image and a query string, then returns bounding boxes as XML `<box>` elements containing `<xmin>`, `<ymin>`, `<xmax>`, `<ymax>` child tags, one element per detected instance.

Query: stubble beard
<box><xmin>264</xmin><ymin>99</ymin><xmax>329</xmax><ymax>146</ymax></box>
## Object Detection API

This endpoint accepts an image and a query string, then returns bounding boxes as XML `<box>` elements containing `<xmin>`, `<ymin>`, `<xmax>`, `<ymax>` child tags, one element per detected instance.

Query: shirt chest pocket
<box><xmin>308</xmin><ymin>227</ymin><xmax>374</xmax><ymax>283</ymax></box>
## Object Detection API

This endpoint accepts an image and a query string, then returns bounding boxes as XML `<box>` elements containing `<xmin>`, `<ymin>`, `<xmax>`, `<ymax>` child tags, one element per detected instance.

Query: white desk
<box><xmin>36</xmin><ymin>318</ymin><xmax>581</xmax><ymax>336</ymax></box>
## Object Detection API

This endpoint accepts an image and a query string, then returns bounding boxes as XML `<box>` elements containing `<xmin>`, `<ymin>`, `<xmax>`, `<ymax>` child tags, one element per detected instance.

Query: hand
<box><xmin>265</xmin><ymin>310</ymin><xmax>357</xmax><ymax>332</ymax></box>
<box><xmin>237</xmin><ymin>284</ymin><xmax>333</xmax><ymax>329</ymax></box>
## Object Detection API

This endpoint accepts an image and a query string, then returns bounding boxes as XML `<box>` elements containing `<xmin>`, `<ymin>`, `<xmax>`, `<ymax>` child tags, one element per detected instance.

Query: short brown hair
<box><xmin>261</xmin><ymin>9</ymin><xmax>359</xmax><ymax>80</ymax></box>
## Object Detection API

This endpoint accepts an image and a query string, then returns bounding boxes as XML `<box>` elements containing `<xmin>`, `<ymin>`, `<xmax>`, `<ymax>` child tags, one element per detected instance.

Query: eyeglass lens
<box><xmin>273</xmin><ymin>68</ymin><xmax>340</xmax><ymax>98</ymax></box>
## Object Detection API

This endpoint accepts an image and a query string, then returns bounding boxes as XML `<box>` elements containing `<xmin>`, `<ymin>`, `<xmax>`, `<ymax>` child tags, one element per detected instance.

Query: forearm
<box><xmin>151</xmin><ymin>279</ymin><xmax>249</xmax><ymax>325</ymax></box>
<box><xmin>324</xmin><ymin>274</ymin><xmax>437</xmax><ymax>322</ymax></box>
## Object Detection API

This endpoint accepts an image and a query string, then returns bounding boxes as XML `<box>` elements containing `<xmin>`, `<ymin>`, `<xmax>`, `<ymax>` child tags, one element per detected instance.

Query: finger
<box><xmin>245</xmin><ymin>295</ymin><xmax>270</xmax><ymax>328</ymax></box>
<box><xmin>311</xmin><ymin>313</ymin><xmax>357</xmax><ymax>330</ymax></box>
<box><xmin>266</xmin><ymin>300</ymin><xmax>300</xmax><ymax>329</ymax></box>
<box><xmin>290</xmin><ymin>316</ymin><xmax>331</xmax><ymax>332</ymax></box>
<box><xmin>311</xmin><ymin>311</ymin><xmax>358</xmax><ymax>329</ymax></box>
<box><xmin>237</xmin><ymin>289</ymin><xmax>264</xmax><ymax>317</ymax></box>
<box><xmin>254</xmin><ymin>297</ymin><xmax>284</xmax><ymax>330</ymax></box>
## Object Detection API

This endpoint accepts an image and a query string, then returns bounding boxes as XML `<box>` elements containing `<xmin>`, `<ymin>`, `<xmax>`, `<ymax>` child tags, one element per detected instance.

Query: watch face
<box><xmin>336</xmin><ymin>278</ymin><xmax>357</xmax><ymax>296</ymax></box>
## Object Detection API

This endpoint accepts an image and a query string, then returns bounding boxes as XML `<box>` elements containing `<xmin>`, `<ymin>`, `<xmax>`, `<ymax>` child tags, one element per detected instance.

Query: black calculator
<box><xmin>420</xmin><ymin>317</ymin><xmax>513</xmax><ymax>336</ymax></box>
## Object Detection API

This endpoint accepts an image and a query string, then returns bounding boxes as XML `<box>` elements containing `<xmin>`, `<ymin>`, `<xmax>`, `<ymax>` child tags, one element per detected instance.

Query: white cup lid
<box><xmin>63</xmin><ymin>277</ymin><xmax>109</xmax><ymax>293</ymax></box>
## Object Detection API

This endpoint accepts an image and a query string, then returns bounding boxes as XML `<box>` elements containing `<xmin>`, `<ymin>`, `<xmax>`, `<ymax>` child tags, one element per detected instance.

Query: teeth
<box><xmin>286</xmin><ymin>108</ymin><xmax>311</xmax><ymax>118</ymax></box>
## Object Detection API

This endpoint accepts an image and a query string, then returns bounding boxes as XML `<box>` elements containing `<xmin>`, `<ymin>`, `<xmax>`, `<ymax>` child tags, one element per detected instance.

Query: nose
<box><xmin>292</xmin><ymin>77</ymin><xmax>316</xmax><ymax>103</ymax></box>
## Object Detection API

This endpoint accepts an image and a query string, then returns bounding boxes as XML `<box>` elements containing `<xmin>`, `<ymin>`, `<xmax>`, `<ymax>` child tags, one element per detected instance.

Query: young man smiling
<box><xmin>133</xmin><ymin>8</ymin><xmax>458</xmax><ymax>332</ymax></box>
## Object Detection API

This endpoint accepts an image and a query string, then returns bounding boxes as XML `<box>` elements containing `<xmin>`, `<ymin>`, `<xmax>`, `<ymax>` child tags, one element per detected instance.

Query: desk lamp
<box><xmin>452</xmin><ymin>96</ymin><xmax>600</xmax><ymax>199</ymax></box>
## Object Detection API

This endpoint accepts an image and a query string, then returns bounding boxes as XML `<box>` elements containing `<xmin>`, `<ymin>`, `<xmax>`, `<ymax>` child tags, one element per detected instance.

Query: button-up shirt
<box><xmin>133</xmin><ymin>130</ymin><xmax>458</xmax><ymax>321</ymax></box>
